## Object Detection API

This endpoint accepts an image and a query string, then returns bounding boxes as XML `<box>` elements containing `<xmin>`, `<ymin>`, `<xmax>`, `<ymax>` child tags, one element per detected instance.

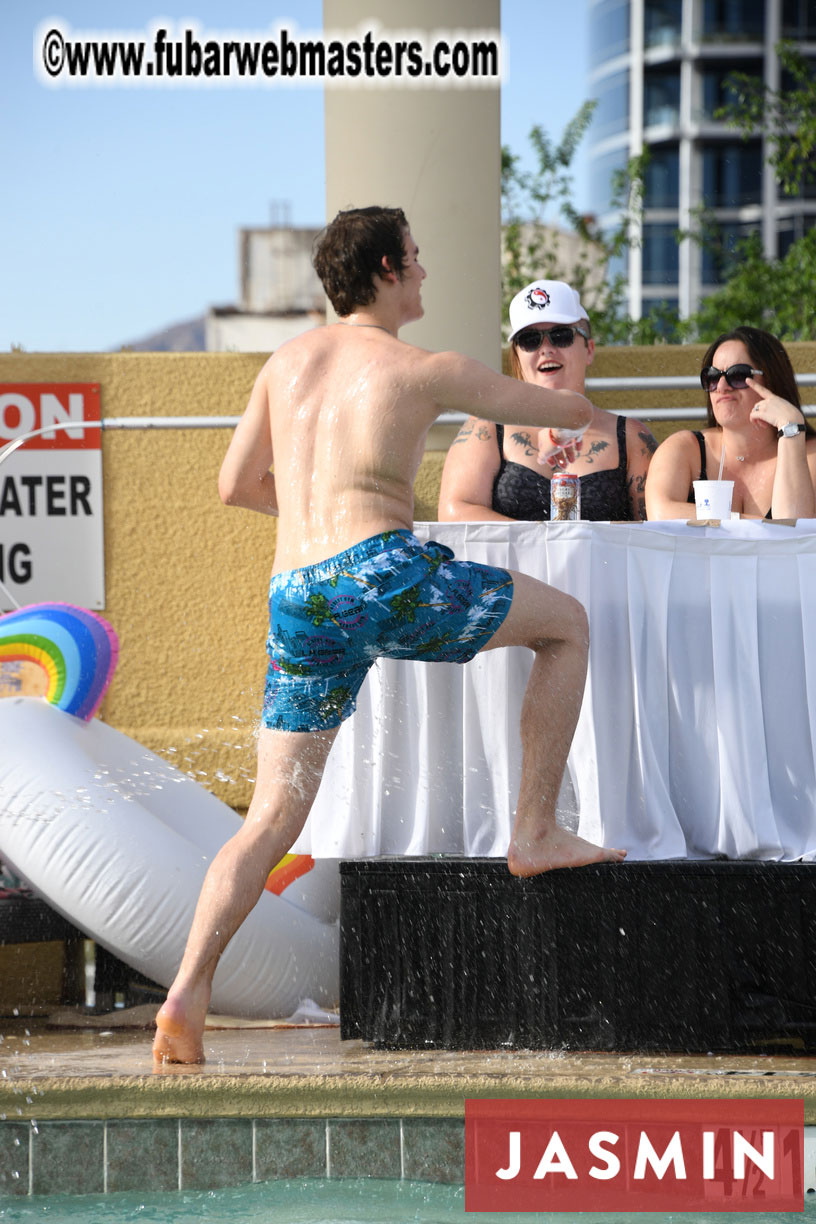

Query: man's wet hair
<box><xmin>313</xmin><ymin>206</ymin><xmax>409</xmax><ymax>317</ymax></box>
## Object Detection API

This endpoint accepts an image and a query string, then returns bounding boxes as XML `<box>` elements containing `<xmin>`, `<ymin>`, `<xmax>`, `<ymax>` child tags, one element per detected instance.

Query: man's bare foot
<box><xmin>507</xmin><ymin>826</ymin><xmax>626</xmax><ymax>877</ymax></box>
<box><xmin>152</xmin><ymin>987</ymin><xmax>210</xmax><ymax>1065</ymax></box>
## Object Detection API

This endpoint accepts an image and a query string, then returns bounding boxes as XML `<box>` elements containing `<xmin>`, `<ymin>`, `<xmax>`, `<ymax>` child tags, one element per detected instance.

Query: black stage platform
<box><xmin>0</xmin><ymin>892</ymin><xmax>83</xmax><ymax>945</ymax></box>
<box><xmin>340</xmin><ymin>858</ymin><xmax>816</xmax><ymax>1053</ymax></box>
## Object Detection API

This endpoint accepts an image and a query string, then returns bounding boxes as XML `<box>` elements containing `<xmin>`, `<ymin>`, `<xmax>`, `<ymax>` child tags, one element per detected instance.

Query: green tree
<box><xmin>684</xmin><ymin>228</ymin><xmax>816</xmax><ymax>342</ymax></box>
<box><xmin>672</xmin><ymin>41</ymin><xmax>816</xmax><ymax>341</ymax></box>
<box><xmin>505</xmin><ymin>72</ymin><xmax>816</xmax><ymax>345</ymax></box>
<box><xmin>501</xmin><ymin>100</ymin><xmax>599</xmax><ymax>307</ymax></box>
<box><xmin>501</xmin><ymin>106</ymin><xmax>680</xmax><ymax>344</ymax></box>
<box><xmin>718</xmin><ymin>42</ymin><xmax>816</xmax><ymax>197</ymax></box>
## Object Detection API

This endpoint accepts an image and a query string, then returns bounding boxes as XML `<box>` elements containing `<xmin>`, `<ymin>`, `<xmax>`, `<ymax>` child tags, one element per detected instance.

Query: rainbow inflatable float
<box><xmin>0</xmin><ymin>604</ymin><xmax>339</xmax><ymax>1018</ymax></box>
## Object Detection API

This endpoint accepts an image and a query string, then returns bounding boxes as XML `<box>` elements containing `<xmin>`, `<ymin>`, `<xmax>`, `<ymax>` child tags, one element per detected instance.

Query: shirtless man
<box><xmin>153</xmin><ymin>206</ymin><xmax>625</xmax><ymax>1064</ymax></box>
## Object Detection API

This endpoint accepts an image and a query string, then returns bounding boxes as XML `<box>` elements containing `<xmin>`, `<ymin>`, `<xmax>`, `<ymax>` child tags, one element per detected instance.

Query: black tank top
<box><xmin>491</xmin><ymin>415</ymin><xmax>631</xmax><ymax>521</ymax></box>
<box><xmin>688</xmin><ymin>430</ymin><xmax>773</xmax><ymax>519</ymax></box>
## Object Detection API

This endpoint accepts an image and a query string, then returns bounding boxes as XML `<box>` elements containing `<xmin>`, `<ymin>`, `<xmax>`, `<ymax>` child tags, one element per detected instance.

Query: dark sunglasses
<box><xmin>700</xmin><ymin>364</ymin><xmax>763</xmax><ymax>392</ymax></box>
<box><xmin>514</xmin><ymin>324</ymin><xmax>589</xmax><ymax>352</ymax></box>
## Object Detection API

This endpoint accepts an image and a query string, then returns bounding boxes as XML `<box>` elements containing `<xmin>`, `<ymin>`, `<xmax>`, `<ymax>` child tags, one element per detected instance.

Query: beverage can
<box><xmin>550</xmin><ymin>473</ymin><xmax>581</xmax><ymax>521</ymax></box>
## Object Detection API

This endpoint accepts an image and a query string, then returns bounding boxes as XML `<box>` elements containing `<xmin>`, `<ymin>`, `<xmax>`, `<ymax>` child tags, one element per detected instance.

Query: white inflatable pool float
<box><xmin>0</xmin><ymin>605</ymin><xmax>339</xmax><ymax>1018</ymax></box>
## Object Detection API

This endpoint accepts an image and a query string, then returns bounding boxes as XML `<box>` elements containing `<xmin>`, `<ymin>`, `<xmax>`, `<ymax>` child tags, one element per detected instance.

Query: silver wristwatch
<box><xmin>778</xmin><ymin>422</ymin><xmax>806</xmax><ymax>439</ymax></box>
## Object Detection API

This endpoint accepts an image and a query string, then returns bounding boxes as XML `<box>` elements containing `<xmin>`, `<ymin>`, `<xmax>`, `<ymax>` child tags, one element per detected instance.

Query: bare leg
<box><xmin>152</xmin><ymin>726</ymin><xmax>338</xmax><ymax>1064</ymax></box>
<box><xmin>481</xmin><ymin>570</ymin><xmax>626</xmax><ymax>876</ymax></box>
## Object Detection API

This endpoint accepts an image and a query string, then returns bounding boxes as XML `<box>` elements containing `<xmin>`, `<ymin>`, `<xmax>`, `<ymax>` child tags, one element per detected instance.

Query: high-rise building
<box><xmin>588</xmin><ymin>0</ymin><xmax>816</xmax><ymax>320</ymax></box>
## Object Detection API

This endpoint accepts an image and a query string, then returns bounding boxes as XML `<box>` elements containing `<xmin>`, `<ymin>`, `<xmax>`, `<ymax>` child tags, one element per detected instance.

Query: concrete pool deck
<box><xmin>3</xmin><ymin>1015</ymin><xmax>816</xmax><ymax>1121</ymax></box>
<box><xmin>2</xmin><ymin>1015</ymin><xmax>816</xmax><ymax>1195</ymax></box>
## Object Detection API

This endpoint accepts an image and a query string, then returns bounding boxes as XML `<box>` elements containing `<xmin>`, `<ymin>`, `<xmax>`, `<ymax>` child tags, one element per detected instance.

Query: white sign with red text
<box><xmin>0</xmin><ymin>384</ymin><xmax>104</xmax><ymax>610</ymax></box>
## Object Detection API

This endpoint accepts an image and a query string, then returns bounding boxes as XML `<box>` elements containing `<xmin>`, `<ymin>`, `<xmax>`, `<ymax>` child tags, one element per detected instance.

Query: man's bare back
<box><xmin>220</xmin><ymin>322</ymin><xmax>596</xmax><ymax>575</ymax></box>
<box><xmin>153</xmin><ymin>208</ymin><xmax>623</xmax><ymax>1067</ymax></box>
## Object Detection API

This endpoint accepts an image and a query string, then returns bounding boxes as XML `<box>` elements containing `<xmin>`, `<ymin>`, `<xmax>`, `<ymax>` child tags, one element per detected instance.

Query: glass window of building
<box><xmin>765</xmin><ymin>59</ymin><xmax>816</xmax><ymax>197</ymax></box>
<box><xmin>777</xmin><ymin>214</ymin><xmax>816</xmax><ymax>257</ymax></box>
<box><xmin>590</xmin><ymin>148</ymin><xmax>629</xmax><ymax>214</ymax></box>
<box><xmin>641</xmin><ymin>297</ymin><xmax>681</xmax><ymax>336</ymax></box>
<box><xmin>644</xmin><ymin>67</ymin><xmax>681</xmax><ymax>127</ymax></box>
<box><xmin>701</xmin><ymin>0</ymin><xmax>764</xmax><ymax>40</ymax></box>
<box><xmin>644</xmin><ymin>0</ymin><xmax>682</xmax><ymax>49</ymax></box>
<box><xmin>700</xmin><ymin>222</ymin><xmax>759</xmax><ymax>284</ymax></box>
<box><xmin>782</xmin><ymin>0</ymin><xmax>816</xmax><ymax>39</ymax></box>
<box><xmin>644</xmin><ymin>144</ymin><xmax>680</xmax><ymax>208</ymax></box>
<box><xmin>781</xmin><ymin>56</ymin><xmax>816</xmax><ymax>130</ymax></box>
<box><xmin>642</xmin><ymin>223</ymin><xmax>680</xmax><ymax>284</ymax></box>
<box><xmin>593</xmin><ymin>71</ymin><xmax>630</xmax><ymax>140</ymax></box>
<box><xmin>699</xmin><ymin>61</ymin><xmax>762</xmax><ymax>121</ymax></box>
<box><xmin>701</xmin><ymin>141</ymin><xmax>762</xmax><ymax>206</ymax></box>
<box><xmin>787</xmin><ymin>172</ymin><xmax>816</xmax><ymax>202</ymax></box>
<box><xmin>590</xmin><ymin>0</ymin><xmax>630</xmax><ymax>68</ymax></box>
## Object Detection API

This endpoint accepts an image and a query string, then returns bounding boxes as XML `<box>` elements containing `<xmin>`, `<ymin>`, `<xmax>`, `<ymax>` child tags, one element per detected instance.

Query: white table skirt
<box><xmin>293</xmin><ymin>519</ymin><xmax>816</xmax><ymax>862</ymax></box>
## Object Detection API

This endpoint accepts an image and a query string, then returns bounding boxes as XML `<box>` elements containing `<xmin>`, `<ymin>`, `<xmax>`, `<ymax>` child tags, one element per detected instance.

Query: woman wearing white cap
<box><xmin>438</xmin><ymin>280</ymin><xmax>655</xmax><ymax>522</ymax></box>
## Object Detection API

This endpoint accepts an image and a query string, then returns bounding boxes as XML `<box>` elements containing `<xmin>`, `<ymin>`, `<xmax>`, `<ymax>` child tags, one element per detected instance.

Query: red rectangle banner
<box><xmin>465</xmin><ymin>1098</ymin><xmax>803</xmax><ymax>1213</ymax></box>
<box><xmin>0</xmin><ymin>384</ymin><xmax>101</xmax><ymax>450</ymax></box>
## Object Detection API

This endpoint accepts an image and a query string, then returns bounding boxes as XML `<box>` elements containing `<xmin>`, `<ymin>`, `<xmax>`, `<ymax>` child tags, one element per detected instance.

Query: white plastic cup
<box><xmin>693</xmin><ymin>480</ymin><xmax>734</xmax><ymax>520</ymax></box>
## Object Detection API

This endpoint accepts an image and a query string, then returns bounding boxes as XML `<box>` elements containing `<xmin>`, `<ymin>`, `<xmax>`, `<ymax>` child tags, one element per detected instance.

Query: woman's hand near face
<box><xmin>746</xmin><ymin>378</ymin><xmax>805</xmax><ymax>433</ymax></box>
<box><xmin>744</xmin><ymin>378</ymin><xmax>816</xmax><ymax>519</ymax></box>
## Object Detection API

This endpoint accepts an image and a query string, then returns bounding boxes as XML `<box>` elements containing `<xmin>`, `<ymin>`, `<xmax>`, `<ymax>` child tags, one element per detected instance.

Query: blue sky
<box><xmin>2</xmin><ymin>2</ymin><xmax>591</xmax><ymax>351</ymax></box>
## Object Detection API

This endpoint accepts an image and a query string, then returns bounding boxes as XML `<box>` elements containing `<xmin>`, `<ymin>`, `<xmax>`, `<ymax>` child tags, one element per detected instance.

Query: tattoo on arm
<box><xmin>510</xmin><ymin>430</ymin><xmax>537</xmax><ymax>457</ymax></box>
<box><xmin>628</xmin><ymin>473</ymin><xmax>647</xmax><ymax>521</ymax></box>
<box><xmin>452</xmin><ymin>418</ymin><xmax>493</xmax><ymax>446</ymax></box>
<box><xmin>451</xmin><ymin>419</ymin><xmax>475</xmax><ymax>446</ymax></box>
<box><xmin>639</xmin><ymin>429</ymin><xmax>658</xmax><ymax>456</ymax></box>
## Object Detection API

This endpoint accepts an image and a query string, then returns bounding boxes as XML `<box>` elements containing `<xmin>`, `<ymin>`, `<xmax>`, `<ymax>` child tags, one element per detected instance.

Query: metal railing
<box><xmin>3</xmin><ymin>372</ymin><xmax>816</xmax><ymax>447</ymax></box>
<box><xmin>2</xmin><ymin>372</ymin><xmax>815</xmax><ymax>608</ymax></box>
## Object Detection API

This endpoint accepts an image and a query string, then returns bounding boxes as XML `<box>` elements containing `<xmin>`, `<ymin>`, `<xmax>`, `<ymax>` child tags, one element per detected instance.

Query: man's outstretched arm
<box><xmin>218</xmin><ymin>366</ymin><xmax>278</xmax><ymax>515</ymax></box>
<box><xmin>428</xmin><ymin>351</ymin><xmax>593</xmax><ymax>434</ymax></box>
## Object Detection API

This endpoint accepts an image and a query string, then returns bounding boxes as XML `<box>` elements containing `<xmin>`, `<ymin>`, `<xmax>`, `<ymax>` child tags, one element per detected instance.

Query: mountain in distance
<box><xmin>117</xmin><ymin>314</ymin><xmax>207</xmax><ymax>352</ymax></box>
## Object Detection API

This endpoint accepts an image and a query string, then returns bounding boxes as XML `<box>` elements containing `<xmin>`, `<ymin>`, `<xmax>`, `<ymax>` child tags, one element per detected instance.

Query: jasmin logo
<box><xmin>465</xmin><ymin>1098</ymin><xmax>803</xmax><ymax>1212</ymax></box>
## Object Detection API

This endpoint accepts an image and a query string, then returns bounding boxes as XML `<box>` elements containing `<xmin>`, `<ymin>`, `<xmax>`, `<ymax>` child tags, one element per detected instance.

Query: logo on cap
<box><xmin>526</xmin><ymin>287</ymin><xmax>551</xmax><ymax>311</ymax></box>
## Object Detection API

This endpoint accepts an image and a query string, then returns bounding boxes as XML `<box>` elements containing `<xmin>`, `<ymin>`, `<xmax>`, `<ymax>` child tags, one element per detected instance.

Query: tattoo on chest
<box><xmin>510</xmin><ymin>430</ymin><xmax>537</xmax><ymax>457</ymax></box>
<box><xmin>583</xmin><ymin>439</ymin><xmax>609</xmax><ymax>466</ymax></box>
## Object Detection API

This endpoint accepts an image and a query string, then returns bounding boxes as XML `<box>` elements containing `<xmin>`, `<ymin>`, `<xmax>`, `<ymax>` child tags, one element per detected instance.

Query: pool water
<box><xmin>0</xmin><ymin>1180</ymin><xmax>814</xmax><ymax>1223</ymax></box>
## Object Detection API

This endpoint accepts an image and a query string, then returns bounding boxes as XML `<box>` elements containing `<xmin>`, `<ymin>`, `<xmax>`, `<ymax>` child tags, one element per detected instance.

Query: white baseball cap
<box><xmin>508</xmin><ymin>280</ymin><xmax>589</xmax><ymax>341</ymax></box>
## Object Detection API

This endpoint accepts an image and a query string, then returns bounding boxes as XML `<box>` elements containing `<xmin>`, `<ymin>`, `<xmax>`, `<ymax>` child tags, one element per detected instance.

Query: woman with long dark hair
<box><xmin>646</xmin><ymin>326</ymin><xmax>816</xmax><ymax>520</ymax></box>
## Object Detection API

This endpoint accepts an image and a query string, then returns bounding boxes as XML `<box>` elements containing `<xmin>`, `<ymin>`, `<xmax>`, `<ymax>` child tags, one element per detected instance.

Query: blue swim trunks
<box><xmin>263</xmin><ymin>529</ymin><xmax>513</xmax><ymax>733</ymax></box>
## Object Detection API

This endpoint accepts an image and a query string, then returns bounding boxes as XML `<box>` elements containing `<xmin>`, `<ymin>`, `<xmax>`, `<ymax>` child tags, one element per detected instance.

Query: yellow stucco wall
<box><xmin>3</xmin><ymin>345</ymin><xmax>814</xmax><ymax>811</ymax></box>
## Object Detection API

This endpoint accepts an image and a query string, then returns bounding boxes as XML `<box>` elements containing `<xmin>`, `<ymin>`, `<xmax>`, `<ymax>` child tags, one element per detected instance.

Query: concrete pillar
<box><xmin>323</xmin><ymin>0</ymin><xmax>502</xmax><ymax>370</ymax></box>
<box><xmin>627</xmin><ymin>0</ymin><xmax>644</xmax><ymax>319</ymax></box>
<box><xmin>763</xmin><ymin>0</ymin><xmax>781</xmax><ymax>260</ymax></box>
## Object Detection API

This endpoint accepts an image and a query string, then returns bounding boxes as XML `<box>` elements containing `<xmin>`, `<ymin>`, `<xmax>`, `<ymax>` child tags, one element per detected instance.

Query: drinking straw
<box><xmin>717</xmin><ymin>444</ymin><xmax>726</xmax><ymax>481</ymax></box>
